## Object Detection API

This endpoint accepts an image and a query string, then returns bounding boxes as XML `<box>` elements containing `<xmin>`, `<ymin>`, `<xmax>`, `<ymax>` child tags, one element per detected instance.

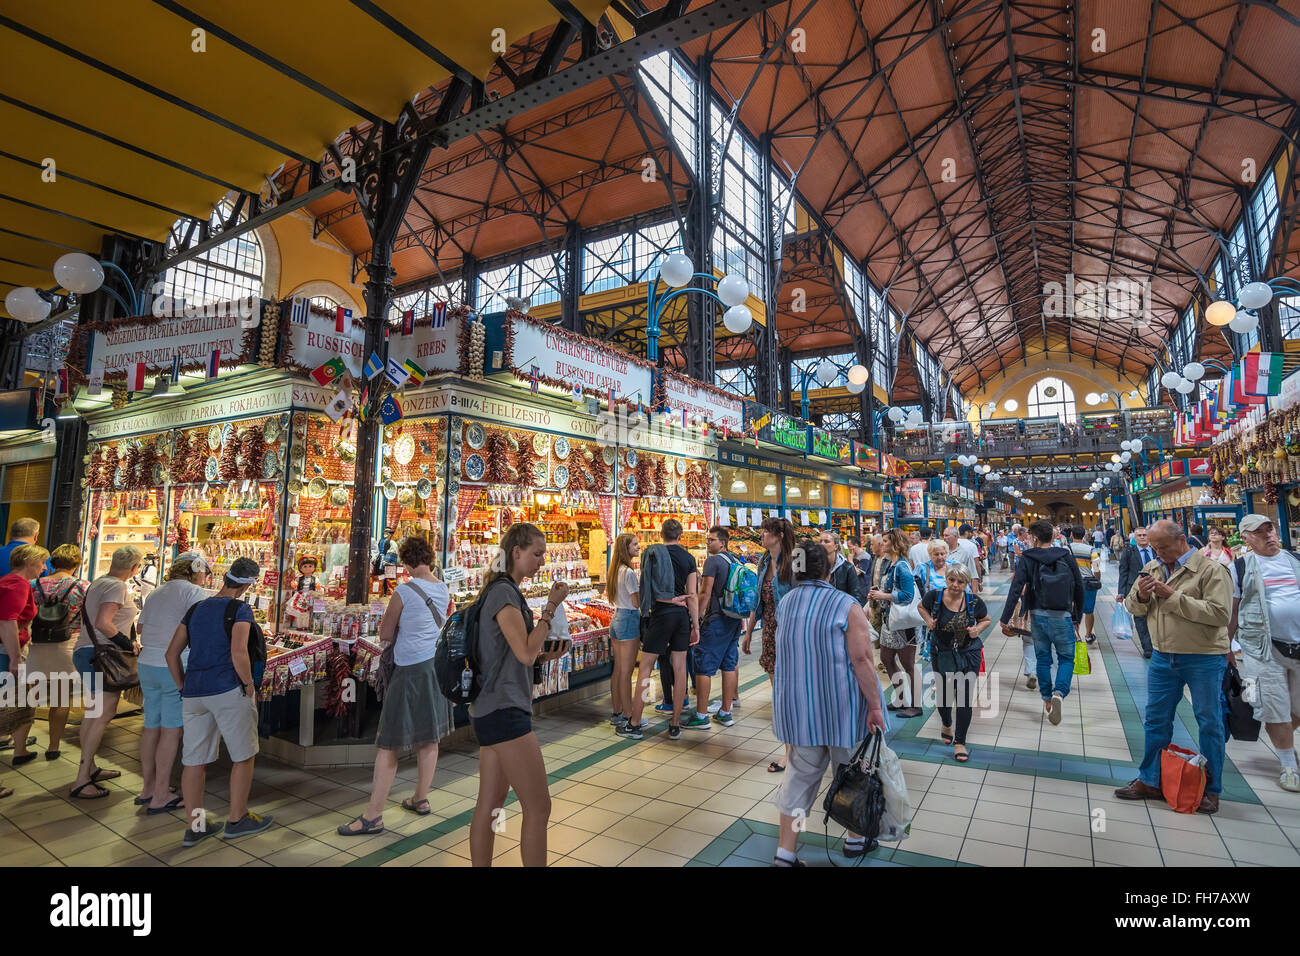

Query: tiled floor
<box><xmin>4</xmin><ymin>562</ymin><xmax>1300</xmax><ymax>866</ymax></box>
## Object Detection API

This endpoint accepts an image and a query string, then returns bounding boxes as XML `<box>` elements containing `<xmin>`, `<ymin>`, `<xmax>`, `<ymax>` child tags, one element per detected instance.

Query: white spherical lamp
<box><xmin>658</xmin><ymin>253</ymin><xmax>693</xmax><ymax>288</ymax></box>
<box><xmin>1182</xmin><ymin>362</ymin><xmax>1205</xmax><ymax>382</ymax></box>
<box><xmin>1160</xmin><ymin>371</ymin><xmax>1182</xmax><ymax>389</ymax></box>
<box><xmin>846</xmin><ymin>364</ymin><xmax>869</xmax><ymax>386</ymax></box>
<box><xmin>1120</xmin><ymin>451</ymin><xmax>1132</xmax><ymax>462</ymax></box>
<box><xmin>1085</xmin><ymin>392</ymin><xmax>1100</xmax><ymax>406</ymax></box>
<box><xmin>53</xmin><ymin>253</ymin><xmax>105</xmax><ymax>295</ymax></box>
<box><xmin>815</xmin><ymin>359</ymin><xmax>837</xmax><ymax>386</ymax></box>
<box><xmin>1175</xmin><ymin>377</ymin><xmax>1196</xmax><ymax>394</ymax></box>
<box><xmin>846</xmin><ymin>379</ymin><xmax>865</xmax><ymax>395</ymax></box>
<box><xmin>887</xmin><ymin>406</ymin><xmax>905</xmax><ymax>423</ymax></box>
<box><xmin>1205</xmin><ymin>299</ymin><xmax>1236</xmax><ymax>326</ymax></box>
<box><xmin>1002</xmin><ymin>399</ymin><xmax>1019</xmax><ymax>412</ymax></box>
<box><xmin>716</xmin><ymin>273</ymin><xmax>750</xmax><ymax>308</ymax></box>
<box><xmin>1238</xmin><ymin>281</ymin><xmax>1273</xmax><ymax>310</ymax></box>
<box><xmin>722</xmin><ymin>304</ymin><xmax>752</xmax><ymax>334</ymax></box>
<box><xmin>1229</xmin><ymin>310</ymin><xmax>1259</xmax><ymax>334</ymax></box>
<box><xmin>4</xmin><ymin>287</ymin><xmax>49</xmax><ymax>323</ymax></box>
<box><xmin>1128</xmin><ymin>389</ymin><xmax>1141</xmax><ymax>403</ymax></box>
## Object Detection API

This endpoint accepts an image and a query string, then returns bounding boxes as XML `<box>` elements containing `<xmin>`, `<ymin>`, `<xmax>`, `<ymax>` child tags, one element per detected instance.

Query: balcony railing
<box><xmin>889</xmin><ymin>429</ymin><xmax>1173</xmax><ymax>462</ymax></box>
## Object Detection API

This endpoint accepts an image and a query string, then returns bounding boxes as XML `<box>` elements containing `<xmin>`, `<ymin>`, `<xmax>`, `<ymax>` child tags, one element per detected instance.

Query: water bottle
<box><xmin>460</xmin><ymin>665</ymin><xmax>473</xmax><ymax>696</ymax></box>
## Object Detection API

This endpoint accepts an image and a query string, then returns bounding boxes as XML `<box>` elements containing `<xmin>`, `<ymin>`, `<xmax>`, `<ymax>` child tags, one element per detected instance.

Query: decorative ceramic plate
<box><xmin>465</xmin><ymin>423</ymin><xmax>486</xmax><ymax>449</ymax></box>
<box><xmin>416</xmin><ymin>478</ymin><xmax>433</xmax><ymax>499</ymax></box>
<box><xmin>393</xmin><ymin>434</ymin><xmax>415</xmax><ymax>465</ymax></box>
<box><xmin>436</xmin><ymin>446</ymin><xmax>447</xmax><ymax>466</ymax></box>
<box><xmin>602</xmin><ymin>446</ymin><xmax>616</xmax><ymax>465</ymax></box>
<box><xmin>464</xmin><ymin>454</ymin><xmax>485</xmax><ymax>481</ymax></box>
<box><xmin>677</xmin><ymin>479</ymin><xmax>687</xmax><ymax>496</ymax></box>
<box><xmin>398</xmin><ymin>487</ymin><xmax>415</xmax><ymax>505</ymax></box>
<box><xmin>152</xmin><ymin>464</ymin><xmax>165</xmax><ymax>485</ymax></box>
<box><xmin>329</xmin><ymin>486</ymin><xmax>349</xmax><ymax>507</ymax></box>
<box><xmin>553</xmin><ymin>437</ymin><xmax>570</xmax><ymax>460</ymax></box>
<box><xmin>604</xmin><ymin>473</ymin><xmax>614</xmax><ymax>493</ymax></box>
<box><xmin>220</xmin><ymin>422</ymin><xmax>233</xmax><ymax>447</ymax></box>
<box><xmin>624</xmin><ymin>474</ymin><xmax>637</xmax><ymax>495</ymax></box>
<box><xmin>624</xmin><ymin>449</ymin><xmax>637</xmax><ymax>467</ymax></box>
<box><xmin>338</xmin><ymin>441</ymin><xmax>357</xmax><ymax>464</ymax></box>
<box><xmin>449</xmin><ymin>445</ymin><xmax>462</xmax><ymax>468</ymax></box>
<box><xmin>419</xmin><ymin>439</ymin><xmax>432</xmax><ymax>456</ymax></box>
<box><xmin>307</xmin><ymin>477</ymin><xmax>328</xmax><ymax>498</ymax></box>
<box><xmin>675</xmin><ymin>457</ymin><xmax>686</xmax><ymax>476</ymax></box>
<box><xmin>448</xmin><ymin>477</ymin><xmax>460</xmax><ymax>496</ymax></box>
<box><xmin>207</xmin><ymin>426</ymin><xmax>222</xmax><ymax>450</ymax></box>
<box><xmin>262</xmin><ymin>451</ymin><xmax>280</xmax><ymax>479</ymax></box>
<box><xmin>382</xmin><ymin>480</ymin><xmax>398</xmax><ymax>500</ymax></box>
<box><xmin>533</xmin><ymin>433</ymin><xmax>550</xmax><ymax>455</ymax></box>
<box><xmin>553</xmin><ymin>465</ymin><xmax>569</xmax><ymax>488</ymax></box>
<box><xmin>263</xmin><ymin>417</ymin><xmax>281</xmax><ymax>445</ymax></box>
<box><xmin>205</xmin><ymin>456</ymin><xmax>219</xmax><ymax>482</ymax></box>
<box><xmin>533</xmin><ymin>462</ymin><xmax>548</xmax><ymax>484</ymax></box>
<box><xmin>287</xmin><ymin>479</ymin><xmax>302</xmax><ymax>496</ymax></box>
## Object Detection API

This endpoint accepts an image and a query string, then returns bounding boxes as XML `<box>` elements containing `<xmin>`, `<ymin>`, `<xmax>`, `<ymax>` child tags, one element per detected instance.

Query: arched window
<box><xmin>309</xmin><ymin>295</ymin><xmax>339</xmax><ymax>314</ymax></box>
<box><xmin>160</xmin><ymin>199</ymin><xmax>264</xmax><ymax>307</ymax></box>
<box><xmin>1027</xmin><ymin>376</ymin><xmax>1077</xmax><ymax>424</ymax></box>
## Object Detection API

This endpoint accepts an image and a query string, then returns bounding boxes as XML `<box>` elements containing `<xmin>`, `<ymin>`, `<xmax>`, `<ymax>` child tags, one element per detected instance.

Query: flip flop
<box><xmin>336</xmin><ymin>814</ymin><xmax>385</xmax><ymax>836</ymax></box>
<box><xmin>0</xmin><ymin>785</ymin><xmax>12</xmax><ymax>799</ymax></box>
<box><xmin>70</xmin><ymin>781</ymin><xmax>111</xmax><ymax>800</ymax></box>
<box><xmin>145</xmin><ymin>795</ymin><xmax>184</xmax><ymax>815</ymax></box>
<box><xmin>0</xmin><ymin>736</ymin><xmax>36</xmax><ymax>751</ymax></box>
<box><xmin>768</xmin><ymin>761</ymin><xmax>786</xmax><ymax>773</ymax></box>
<box><xmin>134</xmin><ymin>786</ymin><xmax>178</xmax><ymax>806</ymax></box>
<box><xmin>90</xmin><ymin>767</ymin><xmax>121</xmax><ymax>783</ymax></box>
<box><xmin>401</xmin><ymin>797</ymin><xmax>431</xmax><ymax>815</ymax></box>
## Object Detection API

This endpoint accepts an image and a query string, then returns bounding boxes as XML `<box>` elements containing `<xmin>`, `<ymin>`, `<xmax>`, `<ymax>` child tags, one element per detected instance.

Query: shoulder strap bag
<box><xmin>80</xmin><ymin>604</ymin><xmax>139</xmax><ymax>693</ymax></box>
<box><xmin>377</xmin><ymin>580</ymin><xmax>447</xmax><ymax>701</ymax></box>
<box><xmin>822</xmin><ymin>731</ymin><xmax>886</xmax><ymax>843</ymax></box>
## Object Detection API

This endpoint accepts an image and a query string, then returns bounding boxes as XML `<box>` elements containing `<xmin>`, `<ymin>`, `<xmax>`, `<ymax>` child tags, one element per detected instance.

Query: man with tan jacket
<box><xmin>1115</xmin><ymin>520</ymin><xmax>1232</xmax><ymax>814</ymax></box>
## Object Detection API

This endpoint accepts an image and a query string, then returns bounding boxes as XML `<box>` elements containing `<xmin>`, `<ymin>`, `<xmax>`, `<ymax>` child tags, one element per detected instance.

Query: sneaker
<box><xmin>608</xmin><ymin>713</ymin><xmax>628</xmax><ymax>726</ymax></box>
<box><xmin>707</xmin><ymin>699</ymin><xmax>722</xmax><ymax>713</ymax></box>
<box><xmin>681</xmin><ymin>713</ymin><xmax>711</xmax><ymax>730</ymax></box>
<box><xmin>1025</xmin><ymin>675</ymin><xmax>1037</xmax><ymax>690</ymax></box>
<box><xmin>667</xmin><ymin>725</ymin><xmax>682</xmax><ymax>741</ymax></box>
<box><xmin>182</xmin><ymin>821</ymin><xmax>224</xmax><ymax>848</ymax></box>
<box><xmin>1280</xmin><ymin>766</ymin><xmax>1300</xmax><ymax>793</ymax></box>
<box><xmin>1047</xmin><ymin>694</ymin><xmax>1063</xmax><ymax>726</ymax></box>
<box><xmin>713</xmin><ymin>711</ymin><xmax>735</xmax><ymax>727</ymax></box>
<box><xmin>222</xmin><ymin>812</ymin><xmax>273</xmax><ymax>841</ymax></box>
<box><xmin>654</xmin><ymin>701</ymin><xmax>675</xmax><ymax>714</ymax></box>
<box><xmin>615</xmin><ymin>722</ymin><xmax>643</xmax><ymax>740</ymax></box>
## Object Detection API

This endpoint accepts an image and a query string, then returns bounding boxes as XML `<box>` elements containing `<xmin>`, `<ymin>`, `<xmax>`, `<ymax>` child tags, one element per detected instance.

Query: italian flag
<box><xmin>1241</xmin><ymin>352</ymin><xmax>1283</xmax><ymax>396</ymax></box>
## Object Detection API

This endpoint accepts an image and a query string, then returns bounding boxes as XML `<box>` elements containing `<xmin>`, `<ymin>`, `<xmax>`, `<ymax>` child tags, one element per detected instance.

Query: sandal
<box><xmin>0</xmin><ymin>785</ymin><xmax>11</xmax><ymax>799</ymax></box>
<box><xmin>940</xmin><ymin>727</ymin><xmax>954</xmax><ymax>745</ymax></box>
<box><xmin>90</xmin><ymin>767</ymin><xmax>121</xmax><ymax>783</ymax></box>
<box><xmin>953</xmin><ymin>746</ymin><xmax>970</xmax><ymax>763</ymax></box>
<box><xmin>145</xmin><ymin>795</ymin><xmax>184</xmax><ymax>815</ymax></box>
<box><xmin>134</xmin><ymin>786</ymin><xmax>178</xmax><ymax>806</ymax></box>
<box><xmin>11</xmin><ymin>753</ymin><xmax>37</xmax><ymax>766</ymax></box>
<box><xmin>70</xmin><ymin>781</ymin><xmax>111</xmax><ymax>800</ymax></box>
<box><xmin>768</xmin><ymin>761</ymin><xmax>786</xmax><ymax>773</ymax></box>
<box><xmin>336</xmin><ymin>814</ymin><xmax>385</xmax><ymax>836</ymax></box>
<box><xmin>401</xmin><ymin>797</ymin><xmax>431</xmax><ymax>815</ymax></box>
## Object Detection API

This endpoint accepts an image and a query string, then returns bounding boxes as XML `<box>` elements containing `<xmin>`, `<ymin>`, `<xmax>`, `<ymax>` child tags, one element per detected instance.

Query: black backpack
<box><xmin>182</xmin><ymin>597</ymin><xmax>266</xmax><ymax>670</ymax></box>
<box><xmin>31</xmin><ymin>580</ymin><xmax>78</xmax><ymax>644</ymax></box>
<box><xmin>1030</xmin><ymin>553</ymin><xmax>1074</xmax><ymax>612</ymax></box>
<box><xmin>434</xmin><ymin>576</ymin><xmax>519</xmax><ymax>706</ymax></box>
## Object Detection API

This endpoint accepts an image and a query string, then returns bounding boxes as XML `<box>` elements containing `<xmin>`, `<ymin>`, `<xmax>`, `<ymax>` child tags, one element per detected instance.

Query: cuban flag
<box><xmin>431</xmin><ymin>302</ymin><xmax>447</xmax><ymax>328</ymax></box>
<box><xmin>129</xmin><ymin>362</ymin><xmax>147</xmax><ymax>391</ymax></box>
<box><xmin>170</xmin><ymin>354</ymin><xmax>182</xmax><ymax>384</ymax></box>
<box><xmin>290</xmin><ymin>296</ymin><xmax>309</xmax><ymax>326</ymax></box>
<box><xmin>335</xmin><ymin>306</ymin><xmax>351</xmax><ymax>333</ymax></box>
<box><xmin>401</xmin><ymin>309</ymin><xmax>414</xmax><ymax>335</ymax></box>
<box><xmin>206</xmin><ymin>350</ymin><xmax>221</xmax><ymax>381</ymax></box>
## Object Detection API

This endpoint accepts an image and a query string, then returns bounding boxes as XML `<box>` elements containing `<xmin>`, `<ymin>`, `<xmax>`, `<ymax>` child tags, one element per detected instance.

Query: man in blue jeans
<box><xmin>1117</xmin><ymin>519</ymin><xmax>1232</xmax><ymax>813</ymax></box>
<box><xmin>682</xmin><ymin>526</ymin><xmax>743</xmax><ymax>729</ymax></box>
<box><xmin>1000</xmin><ymin>518</ymin><xmax>1085</xmax><ymax>725</ymax></box>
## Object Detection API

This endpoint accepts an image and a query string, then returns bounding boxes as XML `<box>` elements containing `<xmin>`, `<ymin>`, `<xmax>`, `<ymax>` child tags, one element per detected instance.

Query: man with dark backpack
<box><xmin>683</xmin><ymin>526</ymin><xmax>749</xmax><ymax>730</ymax></box>
<box><xmin>1000</xmin><ymin>518</ymin><xmax>1085</xmax><ymax>726</ymax></box>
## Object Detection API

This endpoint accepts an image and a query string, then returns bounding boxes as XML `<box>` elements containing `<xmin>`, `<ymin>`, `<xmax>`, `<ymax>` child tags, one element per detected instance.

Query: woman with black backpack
<box><xmin>28</xmin><ymin>544</ymin><xmax>90</xmax><ymax>763</ymax></box>
<box><xmin>918</xmin><ymin>566</ymin><xmax>990</xmax><ymax>762</ymax></box>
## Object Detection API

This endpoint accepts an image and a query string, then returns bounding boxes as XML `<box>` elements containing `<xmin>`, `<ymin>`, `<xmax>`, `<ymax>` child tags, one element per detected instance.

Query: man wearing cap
<box><xmin>1117</xmin><ymin>519</ymin><xmax>1233</xmax><ymax>813</ymax></box>
<box><xmin>1229</xmin><ymin>514</ymin><xmax>1300</xmax><ymax>793</ymax></box>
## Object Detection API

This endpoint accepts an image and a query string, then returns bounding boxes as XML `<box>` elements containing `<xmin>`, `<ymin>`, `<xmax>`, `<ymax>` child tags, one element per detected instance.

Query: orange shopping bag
<box><xmin>1159</xmin><ymin>744</ymin><xmax>1207</xmax><ymax>813</ymax></box>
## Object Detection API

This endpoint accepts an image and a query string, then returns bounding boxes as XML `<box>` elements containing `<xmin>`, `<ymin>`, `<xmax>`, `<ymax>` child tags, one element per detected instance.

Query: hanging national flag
<box><xmin>1230</xmin><ymin>366</ymin><xmax>1266</xmax><ymax>406</ymax></box>
<box><xmin>290</xmin><ymin>296</ymin><xmax>309</xmax><ymax>326</ymax></box>
<box><xmin>529</xmin><ymin>364</ymin><xmax>539</xmax><ymax>394</ymax></box>
<box><xmin>358</xmin><ymin>384</ymin><xmax>370</xmax><ymax>423</ymax></box>
<box><xmin>384</xmin><ymin>357</ymin><xmax>409</xmax><ymax>388</ymax></box>
<box><xmin>335</xmin><ymin>306</ymin><xmax>352</xmax><ymax>333</ymax></box>
<box><xmin>402</xmin><ymin>359</ymin><xmax>425</xmax><ymax>386</ymax></box>
<box><xmin>431</xmin><ymin>302</ymin><xmax>447</xmax><ymax>328</ymax></box>
<box><xmin>402</xmin><ymin>309</ymin><xmax>414</xmax><ymax>335</ymax></box>
<box><xmin>87</xmin><ymin>360</ymin><xmax>104</xmax><ymax>396</ymax></box>
<box><xmin>129</xmin><ymin>362</ymin><xmax>147</xmax><ymax>392</ymax></box>
<box><xmin>571</xmin><ymin>383</ymin><xmax>582</xmax><ymax>403</ymax></box>
<box><xmin>324</xmin><ymin>390</ymin><xmax>352</xmax><ymax>423</ymax></box>
<box><xmin>681</xmin><ymin>407</ymin><xmax>688</xmax><ymax>429</ymax></box>
<box><xmin>722</xmin><ymin>424</ymin><xmax>728</xmax><ymax>442</ymax></box>
<box><xmin>379</xmin><ymin>393</ymin><xmax>403</xmax><ymax>425</ymax></box>
<box><xmin>55</xmin><ymin>368</ymin><xmax>68</xmax><ymax>396</ymax></box>
<box><xmin>607</xmin><ymin>386</ymin><xmax>615</xmax><ymax>407</ymax></box>
<box><xmin>310</xmin><ymin>356</ymin><xmax>347</xmax><ymax>387</ymax></box>
<box><xmin>170</xmin><ymin>354</ymin><xmax>181</xmax><ymax>384</ymax></box>
<box><xmin>206</xmin><ymin>350</ymin><xmax>221</xmax><ymax>381</ymax></box>
<box><xmin>636</xmin><ymin>393</ymin><xmax>643</xmax><ymax>417</ymax></box>
<box><xmin>1242</xmin><ymin>351</ymin><xmax>1284</xmax><ymax>396</ymax></box>
<box><xmin>364</xmin><ymin>352</ymin><xmax>384</xmax><ymax>380</ymax></box>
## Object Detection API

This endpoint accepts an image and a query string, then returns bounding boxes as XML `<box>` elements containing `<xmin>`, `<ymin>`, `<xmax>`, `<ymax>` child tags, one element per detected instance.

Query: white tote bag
<box><xmin>875</xmin><ymin>738</ymin><xmax>912</xmax><ymax>843</ymax></box>
<box><xmin>886</xmin><ymin>562</ymin><xmax>925</xmax><ymax>631</ymax></box>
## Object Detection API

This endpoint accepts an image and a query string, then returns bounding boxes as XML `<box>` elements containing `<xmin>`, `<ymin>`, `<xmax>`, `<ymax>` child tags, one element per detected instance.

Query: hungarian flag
<box><xmin>1241</xmin><ymin>352</ymin><xmax>1283</xmax><ymax>396</ymax></box>
<box><xmin>311</xmin><ymin>357</ymin><xmax>347</xmax><ymax>386</ymax></box>
<box><xmin>206</xmin><ymin>350</ymin><xmax>221</xmax><ymax>381</ymax></box>
<box><xmin>129</xmin><ymin>362</ymin><xmax>147</xmax><ymax>391</ymax></box>
<box><xmin>1230</xmin><ymin>367</ymin><xmax>1266</xmax><ymax>406</ymax></box>
<box><xmin>335</xmin><ymin>306</ymin><xmax>351</xmax><ymax>333</ymax></box>
<box><xmin>401</xmin><ymin>309</ymin><xmax>414</xmax><ymax>335</ymax></box>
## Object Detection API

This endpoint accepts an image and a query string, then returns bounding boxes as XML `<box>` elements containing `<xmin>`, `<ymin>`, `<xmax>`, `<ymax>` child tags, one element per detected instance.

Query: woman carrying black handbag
<box><xmin>918</xmin><ymin>566</ymin><xmax>990</xmax><ymax>763</ymax></box>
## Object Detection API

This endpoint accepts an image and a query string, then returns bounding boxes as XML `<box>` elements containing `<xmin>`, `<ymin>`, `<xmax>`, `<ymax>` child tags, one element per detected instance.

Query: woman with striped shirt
<box><xmin>771</xmin><ymin>539</ymin><xmax>887</xmax><ymax>866</ymax></box>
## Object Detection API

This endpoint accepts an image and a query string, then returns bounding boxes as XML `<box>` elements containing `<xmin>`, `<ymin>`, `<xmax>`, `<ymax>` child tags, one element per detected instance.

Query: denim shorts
<box><xmin>1081</xmin><ymin>587</ymin><xmax>1098</xmax><ymax>615</ymax></box>
<box><xmin>137</xmin><ymin>663</ymin><xmax>183</xmax><ymax>729</ymax></box>
<box><xmin>611</xmin><ymin>608</ymin><xmax>640</xmax><ymax>642</ymax></box>
<box><xmin>695</xmin><ymin>616</ymin><xmax>742</xmax><ymax>675</ymax></box>
<box><xmin>472</xmin><ymin>707</ymin><xmax>532</xmax><ymax>746</ymax></box>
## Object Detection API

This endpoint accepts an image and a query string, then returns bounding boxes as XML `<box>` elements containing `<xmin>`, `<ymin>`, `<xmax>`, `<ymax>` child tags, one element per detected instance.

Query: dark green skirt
<box><xmin>375</xmin><ymin>656</ymin><xmax>456</xmax><ymax>751</ymax></box>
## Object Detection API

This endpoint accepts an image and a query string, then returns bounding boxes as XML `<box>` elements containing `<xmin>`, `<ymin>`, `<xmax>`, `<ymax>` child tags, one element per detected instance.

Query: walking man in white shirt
<box><xmin>943</xmin><ymin>526</ymin><xmax>982</xmax><ymax>595</ymax></box>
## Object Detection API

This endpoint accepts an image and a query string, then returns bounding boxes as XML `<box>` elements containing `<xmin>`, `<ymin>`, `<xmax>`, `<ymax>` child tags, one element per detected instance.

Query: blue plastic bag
<box><xmin>1111</xmin><ymin>604</ymin><xmax>1133</xmax><ymax>640</ymax></box>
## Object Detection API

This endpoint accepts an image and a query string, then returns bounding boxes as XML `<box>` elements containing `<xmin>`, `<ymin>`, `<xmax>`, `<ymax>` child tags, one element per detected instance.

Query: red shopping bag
<box><xmin>979</xmin><ymin>648</ymin><xmax>986</xmax><ymax>674</ymax></box>
<box><xmin>1159</xmin><ymin>744</ymin><xmax>1207</xmax><ymax>814</ymax></box>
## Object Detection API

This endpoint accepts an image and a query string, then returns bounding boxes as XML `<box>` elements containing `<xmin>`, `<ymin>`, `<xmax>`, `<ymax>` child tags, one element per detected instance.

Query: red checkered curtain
<box><xmin>598</xmin><ymin>495</ymin><xmax>616</xmax><ymax>542</ymax></box>
<box><xmin>449</xmin><ymin>485</ymin><xmax>482</xmax><ymax>551</ymax></box>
